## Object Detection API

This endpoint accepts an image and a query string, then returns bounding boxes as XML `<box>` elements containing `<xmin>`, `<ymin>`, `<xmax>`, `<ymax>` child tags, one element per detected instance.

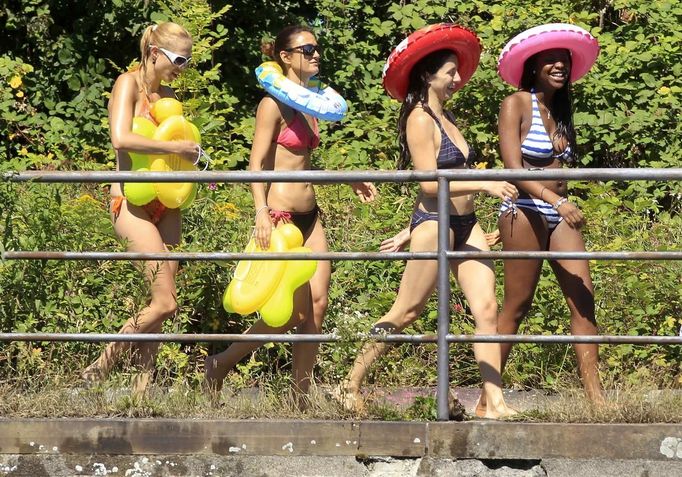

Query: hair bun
<box><xmin>260</xmin><ymin>40</ymin><xmax>275</xmax><ymax>59</ymax></box>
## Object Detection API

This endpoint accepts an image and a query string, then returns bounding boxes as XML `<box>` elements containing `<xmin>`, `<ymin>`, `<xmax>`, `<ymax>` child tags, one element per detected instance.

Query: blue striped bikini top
<box><xmin>434</xmin><ymin>113</ymin><xmax>474</xmax><ymax>169</ymax></box>
<box><xmin>520</xmin><ymin>90</ymin><xmax>572</xmax><ymax>163</ymax></box>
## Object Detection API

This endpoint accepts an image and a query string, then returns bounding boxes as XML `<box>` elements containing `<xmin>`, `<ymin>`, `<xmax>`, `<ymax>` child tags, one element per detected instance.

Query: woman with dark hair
<box><xmin>487</xmin><ymin>24</ymin><xmax>605</xmax><ymax>409</ymax></box>
<box><xmin>336</xmin><ymin>24</ymin><xmax>518</xmax><ymax>418</ymax></box>
<box><xmin>204</xmin><ymin>25</ymin><xmax>376</xmax><ymax>399</ymax></box>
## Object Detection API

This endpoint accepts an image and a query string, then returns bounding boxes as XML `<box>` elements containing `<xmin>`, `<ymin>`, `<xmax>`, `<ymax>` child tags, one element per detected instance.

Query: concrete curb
<box><xmin>0</xmin><ymin>419</ymin><xmax>681</xmax><ymax>462</ymax></box>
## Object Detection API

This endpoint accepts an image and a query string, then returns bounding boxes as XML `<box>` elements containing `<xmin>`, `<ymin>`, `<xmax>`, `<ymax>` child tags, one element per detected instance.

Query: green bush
<box><xmin>0</xmin><ymin>0</ymin><xmax>680</xmax><ymax>391</ymax></box>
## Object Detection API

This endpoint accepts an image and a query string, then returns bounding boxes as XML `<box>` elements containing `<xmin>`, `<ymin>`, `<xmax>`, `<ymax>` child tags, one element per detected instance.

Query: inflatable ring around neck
<box><xmin>255</xmin><ymin>61</ymin><xmax>348</xmax><ymax>121</ymax></box>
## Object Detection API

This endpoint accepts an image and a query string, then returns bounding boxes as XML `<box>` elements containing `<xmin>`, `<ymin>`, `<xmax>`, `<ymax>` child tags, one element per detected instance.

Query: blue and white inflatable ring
<box><xmin>255</xmin><ymin>61</ymin><xmax>348</xmax><ymax>122</ymax></box>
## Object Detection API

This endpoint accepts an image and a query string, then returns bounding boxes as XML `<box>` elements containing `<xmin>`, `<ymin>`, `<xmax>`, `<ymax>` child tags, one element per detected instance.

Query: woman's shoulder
<box><xmin>406</xmin><ymin>107</ymin><xmax>435</xmax><ymax>129</ymax></box>
<box><xmin>501</xmin><ymin>90</ymin><xmax>530</xmax><ymax>107</ymax></box>
<box><xmin>255</xmin><ymin>95</ymin><xmax>287</xmax><ymax>124</ymax></box>
<box><xmin>110</xmin><ymin>71</ymin><xmax>139</xmax><ymax>104</ymax></box>
<box><xmin>113</xmin><ymin>71</ymin><xmax>138</xmax><ymax>90</ymax></box>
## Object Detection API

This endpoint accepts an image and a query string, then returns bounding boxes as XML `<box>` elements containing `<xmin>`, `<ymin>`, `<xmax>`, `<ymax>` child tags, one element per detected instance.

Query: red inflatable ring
<box><xmin>383</xmin><ymin>23</ymin><xmax>481</xmax><ymax>102</ymax></box>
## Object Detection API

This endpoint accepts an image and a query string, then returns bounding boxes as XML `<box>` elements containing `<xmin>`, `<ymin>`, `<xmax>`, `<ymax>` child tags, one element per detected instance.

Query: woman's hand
<box><xmin>254</xmin><ymin>208</ymin><xmax>274</xmax><ymax>250</ymax></box>
<box><xmin>350</xmin><ymin>182</ymin><xmax>378</xmax><ymax>203</ymax></box>
<box><xmin>484</xmin><ymin>181</ymin><xmax>519</xmax><ymax>202</ymax></box>
<box><xmin>484</xmin><ymin>229</ymin><xmax>501</xmax><ymax>247</ymax></box>
<box><xmin>380</xmin><ymin>227</ymin><xmax>411</xmax><ymax>253</ymax></box>
<box><xmin>555</xmin><ymin>200</ymin><xmax>585</xmax><ymax>229</ymax></box>
<box><xmin>172</xmin><ymin>140</ymin><xmax>200</xmax><ymax>161</ymax></box>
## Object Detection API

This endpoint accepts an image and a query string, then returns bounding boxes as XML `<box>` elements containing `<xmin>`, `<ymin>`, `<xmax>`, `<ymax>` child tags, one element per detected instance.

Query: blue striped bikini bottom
<box><xmin>499</xmin><ymin>198</ymin><xmax>563</xmax><ymax>232</ymax></box>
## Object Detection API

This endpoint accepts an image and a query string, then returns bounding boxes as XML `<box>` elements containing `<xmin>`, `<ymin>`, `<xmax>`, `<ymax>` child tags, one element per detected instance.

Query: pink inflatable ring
<box><xmin>383</xmin><ymin>23</ymin><xmax>481</xmax><ymax>102</ymax></box>
<box><xmin>498</xmin><ymin>23</ymin><xmax>599</xmax><ymax>88</ymax></box>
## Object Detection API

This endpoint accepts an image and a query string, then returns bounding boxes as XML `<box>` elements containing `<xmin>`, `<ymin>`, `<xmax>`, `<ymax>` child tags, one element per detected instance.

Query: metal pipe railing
<box><xmin>3</xmin><ymin>251</ymin><xmax>682</xmax><ymax>261</ymax></box>
<box><xmin>0</xmin><ymin>333</ymin><xmax>679</xmax><ymax>344</ymax></box>
<box><xmin>436</xmin><ymin>176</ymin><xmax>451</xmax><ymax>420</ymax></box>
<box><xmin>3</xmin><ymin>168</ymin><xmax>682</xmax><ymax>182</ymax></box>
<box><xmin>1</xmin><ymin>168</ymin><xmax>680</xmax><ymax>421</ymax></box>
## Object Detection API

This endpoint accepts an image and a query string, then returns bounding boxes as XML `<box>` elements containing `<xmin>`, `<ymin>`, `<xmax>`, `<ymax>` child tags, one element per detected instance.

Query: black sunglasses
<box><xmin>285</xmin><ymin>43</ymin><xmax>322</xmax><ymax>57</ymax></box>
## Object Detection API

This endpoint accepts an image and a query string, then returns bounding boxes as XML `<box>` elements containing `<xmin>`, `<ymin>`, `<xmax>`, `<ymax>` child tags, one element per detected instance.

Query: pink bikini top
<box><xmin>275</xmin><ymin>112</ymin><xmax>320</xmax><ymax>150</ymax></box>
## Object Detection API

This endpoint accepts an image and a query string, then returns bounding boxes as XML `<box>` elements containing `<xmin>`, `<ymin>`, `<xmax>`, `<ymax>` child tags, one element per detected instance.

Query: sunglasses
<box><xmin>154</xmin><ymin>46</ymin><xmax>192</xmax><ymax>68</ymax></box>
<box><xmin>285</xmin><ymin>43</ymin><xmax>322</xmax><ymax>58</ymax></box>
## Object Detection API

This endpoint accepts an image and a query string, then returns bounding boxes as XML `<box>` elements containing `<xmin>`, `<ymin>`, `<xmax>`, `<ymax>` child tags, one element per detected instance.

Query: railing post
<box><xmin>436</xmin><ymin>175</ymin><xmax>451</xmax><ymax>421</ymax></box>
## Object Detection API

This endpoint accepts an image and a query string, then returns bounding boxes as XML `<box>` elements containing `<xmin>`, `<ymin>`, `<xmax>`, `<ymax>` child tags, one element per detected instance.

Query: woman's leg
<box><xmin>451</xmin><ymin>223</ymin><xmax>515</xmax><ymax>418</ymax></box>
<box><xmin>475</xmin><ymin>209</ymin><xmax>547</xmax><ymax>413</ymax></box>
<box><xmin>130</xmin><ymin>208</ymin><xmax>181</xmax><ymax>393</ymax></box>
<box><xmin>548</xmin><ymin>221</ymin><xmax>605</xmax><ymax>404</ymax></box>
<box><xmin>203</xmin><ymin>218</ymin><xmax>326</xmax><ymax>395</ymax></box>
<box><xmin>340</xmin><ymin>221</ymin><xmax>442</xmax><ymax>411</ymax></box>
<box><xmin>291</xmin><ymin>217</ymin><xmax>330</xmax><ymax>395</ymax></box>
<box><xmin>497</xmin><ymin>208</ymin><xmax>548</xmax><ymax>369</ymax></box>
<box><xmin>83</xmin><ymin>201</ymin><xmax>181</xmax><ymax>392</ymax></box>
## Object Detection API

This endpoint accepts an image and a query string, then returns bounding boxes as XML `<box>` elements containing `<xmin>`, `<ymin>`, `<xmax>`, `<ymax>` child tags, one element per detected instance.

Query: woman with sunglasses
<box><xmin>204</xmin><ymin>25</ymin><xmax>376</xmax><ymax>402</ymax></box>
<box><xmin>480</xmin><ymin>24</ymin><xmax>605</xmax><ymax>411</ymax></box>
<box><xmin>81</xmin><ymin>22</ymin><xmax>199</xmax><ymax>394</ymax></box>
<box><xmin>336</xmin><ymin>24</ymin><xmax>517</xmax><ymax>419</ymax></box>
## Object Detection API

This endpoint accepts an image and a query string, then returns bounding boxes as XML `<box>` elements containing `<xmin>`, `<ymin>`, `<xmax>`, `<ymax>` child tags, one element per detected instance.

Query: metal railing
<box><xmin>2</xmin><ymin>167</ymin><xmax>681</xmax><ymax>420</ymax></box>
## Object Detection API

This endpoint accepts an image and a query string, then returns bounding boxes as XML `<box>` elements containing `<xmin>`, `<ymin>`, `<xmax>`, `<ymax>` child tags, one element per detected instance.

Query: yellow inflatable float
<box><xmin>223</xmin><ymin>223</ymin><xmax>317</xmax><ymax>327</ymax></box>
<box><xmin>125</xmin><ymin>98</ymin><xmax>200</xmax><ymax>209</ymax></box>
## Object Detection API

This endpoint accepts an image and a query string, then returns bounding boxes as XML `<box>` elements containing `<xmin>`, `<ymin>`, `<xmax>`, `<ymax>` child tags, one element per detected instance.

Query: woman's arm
<box><xmin>249</xmin><ymin>96</ymin><xmax>282</xmax><ymax>249</ymax></box>
<box><xmin>108</xmin><ymin>74</ymin><xmax>197</xmax><ymax>159</ymax></box>
<box><xmin>380</xmin><ymin>226</ymin><xmax>411</xmax><ymax>252</ymax></box>
<box><xmin>407</xmin><ymin>110</ymin><xmax>516</xmax><ymax>200</ymax></box>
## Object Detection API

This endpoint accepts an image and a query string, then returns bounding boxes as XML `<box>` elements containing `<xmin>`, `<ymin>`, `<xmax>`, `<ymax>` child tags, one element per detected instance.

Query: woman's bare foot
<box><xmin>131</xmin><ymin>370</ymin><xmax>152</xmax><ymax>398</ymax></box>
<box><xmin>448</xmin><ymin>390</ymin><xmax>466</xmax><ymax>421</ymax></box>
<box><xmin>203</xmin><ymin>354</ymin><xmax>227</xmax><ymax>399</ymax></box>
<box><xmin>332</xmin><ymin>381</ymin><xmax>364</xmax><ymax>413</ymax></box>
<box><xmin>81</xmin><ymin>360</ymin><xmax>105</xmax><ymax>386</ymax></box>
<box><xmin>474</xmin><ymin>393</ymin><xmax>518</xmax><ymax>419</ymax></box>
<box><xmin>587</xmin><ymin>387</ymin><xmax>607</xmax><ymax>407</ymax></box>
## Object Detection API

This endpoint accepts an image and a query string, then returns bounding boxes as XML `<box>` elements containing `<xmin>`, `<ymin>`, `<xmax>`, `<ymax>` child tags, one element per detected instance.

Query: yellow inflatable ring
<box><xmin>151</xmin><ymin>115</ymin><xmax>201</xmax><ymax>209</ymax></box>
<box><xmin>223</xmin><ymin>224</ymin><xmax>318</xmax><ymax>327</ymax></box>
<box><xmin>125</xmin><ymin>117</ymin><xmax>158</xmax><ymax>206</ymax></box>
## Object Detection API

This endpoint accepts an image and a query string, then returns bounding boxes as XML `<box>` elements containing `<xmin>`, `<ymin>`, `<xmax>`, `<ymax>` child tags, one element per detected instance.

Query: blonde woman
<box><xmin>82</xmin><ymin>22</ymin><xmax>199</xmax><ymax>394</ymax></box>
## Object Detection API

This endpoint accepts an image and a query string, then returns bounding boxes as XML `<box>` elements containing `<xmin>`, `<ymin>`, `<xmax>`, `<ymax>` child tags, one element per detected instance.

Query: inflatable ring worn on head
<box><xmin>150</xmin><ymin>115</ymin><xmax>201</xmax><ymax>209</ymax></box>
<box><xmin>255</xmin><ymin>61</ymin><xmax>348</xmax><ymax>122</ymax></box>
<box><xmin>498</xmin><ymin>23</ymin><xmax>600</xmax><ymax>88</ymax></box>
<box><xmin>382</xmin><ymin>23</ymin><xmax>482</xmax><ymax>102</ymax></box>
<box><xmin>223</xmin><ymin>223</ymin><xmax>318</xmax><ymax>328</ymax></box>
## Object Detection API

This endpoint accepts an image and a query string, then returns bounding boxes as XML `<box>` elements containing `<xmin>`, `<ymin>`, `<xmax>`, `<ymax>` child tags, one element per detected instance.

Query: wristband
<box><xmin>255</xmin><ymin>205</ymin><xmax>271</xmax><ymax>218</ymax></box>
<box><xmin>552</xmin><ymin>197</ymin><xmax>568</xmax><ymax>210</ymax></box>
<box><xmin>539</xmin><ymin>187</ymin><xmax>547</xmax><ymax>201</ymax></box>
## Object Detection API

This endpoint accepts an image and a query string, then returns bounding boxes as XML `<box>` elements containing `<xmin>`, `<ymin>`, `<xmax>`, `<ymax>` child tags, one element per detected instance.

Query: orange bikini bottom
<box><xmin>111</xmin><ymin>196</ymin><xmax>167</xmax><ymax>225</ymax></box>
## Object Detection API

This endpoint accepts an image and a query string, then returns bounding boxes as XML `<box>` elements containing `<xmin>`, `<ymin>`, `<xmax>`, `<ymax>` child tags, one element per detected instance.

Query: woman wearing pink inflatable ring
<box><xmin>336</xmin><ymin>24</ymin><xmax>518</xmax><ymax>419</ymax></box>
<box><xmin>486</xmin><ymin>24</ymin><xmax>605</xmax><ymax>410</ymax></box>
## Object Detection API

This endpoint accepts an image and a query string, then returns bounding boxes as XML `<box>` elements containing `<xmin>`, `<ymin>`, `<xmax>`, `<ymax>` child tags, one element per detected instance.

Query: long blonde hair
<box><xmin>136</xmin><ymin>22</ymin><xmax>192</xmax><ymax>98</ymax></box>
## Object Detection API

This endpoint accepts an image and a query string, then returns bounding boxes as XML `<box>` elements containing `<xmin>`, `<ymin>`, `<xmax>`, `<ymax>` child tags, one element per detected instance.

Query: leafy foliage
<box><xmin>0</xmin><ymin>0</ymin><xmax>680</xmax><ymax>392</ymax></box>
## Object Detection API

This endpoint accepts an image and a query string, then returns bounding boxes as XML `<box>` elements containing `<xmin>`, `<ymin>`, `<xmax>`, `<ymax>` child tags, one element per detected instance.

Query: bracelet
<box><xmin>552</xmin><ymin>197</ymin><xmax>569</xmax><ymax>210</ymax></box>
<box><xmin>539</xmin><ymin>187</ymin><xmax>547</xmax><ymax>201</ymax></box>
<box><xmin>255</xmin><ymin>205</ymin><xmax>270</xmax><ymax>218</ymax></box>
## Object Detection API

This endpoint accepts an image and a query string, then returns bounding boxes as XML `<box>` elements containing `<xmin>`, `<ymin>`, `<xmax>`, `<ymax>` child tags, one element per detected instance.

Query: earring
<box><xmin>532</xmin><ymin>69</ymin><xmax>536</xmax><ymax>74</ymax></box>
<box><xmin>152</xmin><ymin>56</ymin><xmax>157</xmax><ymax>64</ymax></box>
